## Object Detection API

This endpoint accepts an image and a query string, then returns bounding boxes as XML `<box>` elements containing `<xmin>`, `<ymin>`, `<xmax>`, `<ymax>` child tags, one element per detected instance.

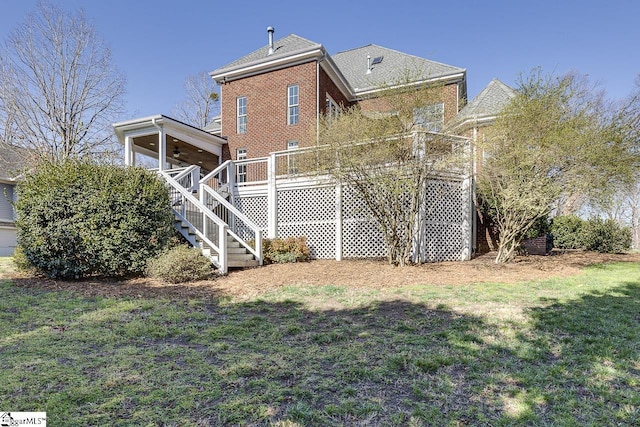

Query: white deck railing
<box><xmin>159</xmin><ymin>167</ymin><xmax>228</xmax><ymax>272</ymax></box>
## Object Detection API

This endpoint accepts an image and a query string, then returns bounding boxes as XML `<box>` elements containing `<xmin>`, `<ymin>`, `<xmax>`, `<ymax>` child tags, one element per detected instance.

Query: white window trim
<box><xmin>326</xmin><ymin>94</ymin><xmax>340</xmax><ymax>123</ymax></box>
<box><xmin>236</xmin><ymin>147</ymin><xmax>247</xmax><ymax>182</ymax></box>
<box><xmin>288</xmin><ymin>85</ymin><xmax>299</xmax><ymax>125</ymax></box>
<box><xmin>237</xmin><ymin>96</ymin><xmax>247</xmax><ymax>134</ymax></box>
<box><xmin>287</xmin><ymin>140</ymin><xmax>299</xmax><ymax>174</ymax></box>
<box><xmin>414</xmin><ymin>102</ymin><xmax>444</xmax><ymax>132</ymax></box>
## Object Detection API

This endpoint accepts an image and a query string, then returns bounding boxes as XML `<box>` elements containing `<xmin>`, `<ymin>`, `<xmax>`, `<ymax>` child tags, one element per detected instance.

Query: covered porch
<box><xmin>113</xmin><ymin>115</ymin><xmax>226</xmax><ymax>173</ymax></box>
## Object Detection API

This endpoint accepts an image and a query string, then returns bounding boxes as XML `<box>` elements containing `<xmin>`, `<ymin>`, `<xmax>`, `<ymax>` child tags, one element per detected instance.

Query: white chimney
<box><xmin>366</xmin><ymin>55</ymin><xmax>371</xmax><ymax>74</ymax></box>
<box><xmin>267</xmin><ymin>26</ymin><xmax>275</xmax><ymax>55</ymax></box>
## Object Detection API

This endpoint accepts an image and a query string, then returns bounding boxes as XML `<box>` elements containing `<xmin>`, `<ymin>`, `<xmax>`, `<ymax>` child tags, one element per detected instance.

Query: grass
<box><xmin>1</xmin><ymin>259</ymin><xmax>639</xmax><ymax>426</ymax></box>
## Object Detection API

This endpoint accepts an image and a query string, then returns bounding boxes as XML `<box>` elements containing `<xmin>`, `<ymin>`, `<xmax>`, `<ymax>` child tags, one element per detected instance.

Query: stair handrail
<box><xmin>169</xmin><ymin>165</ymin><xmax>201</xmax><ymax>192</ymax></box>
<box><xmin>201</xmin><ymin>160</ymin><xmax>233</xmax><ymax>186</ymax></box>
<box><xmin>158</xmin><ymin>170</ymin><xmax>229</xmax><ymax>272</ymax></box>
<box><xmin>200</xmin><ymin>184</ymin><xmax>263</xmax><ymax>264</ymax></box>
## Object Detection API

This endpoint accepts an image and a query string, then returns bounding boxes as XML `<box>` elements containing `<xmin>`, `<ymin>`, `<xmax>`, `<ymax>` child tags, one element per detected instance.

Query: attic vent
<box><xmin>371</xmin><ymin>56</ymin><xmax>383</xmax><ymax>65</ymax></box>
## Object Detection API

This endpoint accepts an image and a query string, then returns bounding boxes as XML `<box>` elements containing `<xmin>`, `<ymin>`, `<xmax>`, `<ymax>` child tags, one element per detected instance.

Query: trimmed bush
<box><xmin>15</xmin><ymin>159</ymin><xmax>175</xmax><ymax>279</ymax></box>
<box><xmin>550</xmin><ymin>215</ymin><xmax>585</xmax><ymax>249</ymax></box>
<box><xmin>262</xmin><ymin>236</ymin><xmax>310</xmax><ymax>264</ymax></box>
<box><xmin>146</xmin><ymin>245</ymin><xmax>215</xmax><ymax>283</ymax></box>
<box><xmin>583</xmin><ymin>217</ymin><xmax>631</xmax><ymax>253</ymax></box>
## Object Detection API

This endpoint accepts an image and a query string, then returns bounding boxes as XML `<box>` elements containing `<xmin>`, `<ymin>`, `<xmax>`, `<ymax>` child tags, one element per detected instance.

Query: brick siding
<box><xmin>220</xmin><ymin>62</ymin><xmax>319</xmax><ymax>160</ymax></box>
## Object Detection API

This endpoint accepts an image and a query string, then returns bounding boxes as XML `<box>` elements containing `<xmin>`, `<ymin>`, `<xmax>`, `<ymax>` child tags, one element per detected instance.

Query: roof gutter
<box><xmin>211</xmin><ymin>47</ymin><xmax>324</xmax><ymax>83</ymax></box>
<box><xmin>353</xmin><ymin>71</ymin><xmax>466</xmax><ymax>99</ymax></box>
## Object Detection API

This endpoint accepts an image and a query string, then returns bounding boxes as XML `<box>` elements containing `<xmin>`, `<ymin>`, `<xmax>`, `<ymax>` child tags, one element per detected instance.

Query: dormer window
<box><xmin>288</xmin><ymin>85</ymin><xmax>299</xmax><ymax>125</ymax></box>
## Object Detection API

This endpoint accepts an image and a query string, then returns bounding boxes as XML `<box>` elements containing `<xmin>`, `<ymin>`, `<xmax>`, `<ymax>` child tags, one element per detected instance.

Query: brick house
<box><xmin>113</xmin><ymin>29</ymin><xmax>516</xmax><ymax>271</ymax></box>
<box><xmin>209</xmin><ymin>28</ymin><xmax>467</xmax><ymax>161</ymax></box>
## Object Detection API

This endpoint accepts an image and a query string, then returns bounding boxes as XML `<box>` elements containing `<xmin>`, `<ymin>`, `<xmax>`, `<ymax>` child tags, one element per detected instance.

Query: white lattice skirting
<box><xmin>231</xmin><ymin>175</ymin><xmax>472</xmax><ymax>262</ymax></box>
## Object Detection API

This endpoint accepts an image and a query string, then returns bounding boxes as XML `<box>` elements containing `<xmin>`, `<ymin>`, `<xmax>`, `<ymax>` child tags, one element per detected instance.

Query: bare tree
<box><xmin>478</xmin><ymin>69</ymin><xmax>638</xmax><ymax>263</ymax></box>
<box><xmin>316</xmin><ymin>77</ymin><xmax>468</xmax><ymax>266</ymax></box>
<box><xmin>172</xmin><ymin>71</ymin><xmax>219</xmax><ymax>129</ymax></box>
<box><xmin>0</xmin><ymin>2</ymin><xmax>125</xmax><ymax>164</ymax></box>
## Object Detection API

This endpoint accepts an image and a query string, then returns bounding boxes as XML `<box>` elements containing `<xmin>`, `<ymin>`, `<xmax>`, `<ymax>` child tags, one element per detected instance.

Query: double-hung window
<box><xmin>326</xmin><ymin>94</ymin><xmax>340</xmax><ymax>124</ymax></box>
<box><xmin>287</xmin><ymin>140</ymin><xmax>299</xmax><ymax>174</ymax></box>
<box><xmin>236</xmin><ymin>148</ymin><xmax>247</xmax><ymax>183</ymax></box>
<box><xmin>288</xmin><ymin>85</ymin><xmax>299</xmax><ymax>125</ymax></box>
<box><xmin>237</xmin><ymin>96</ymin><xmax>247</xmax><ymax>134</ymax></box>
<box><xmin>413</xmin><ymin>102</ymin><xmax>444</xmax><ymax>132</ymax></box>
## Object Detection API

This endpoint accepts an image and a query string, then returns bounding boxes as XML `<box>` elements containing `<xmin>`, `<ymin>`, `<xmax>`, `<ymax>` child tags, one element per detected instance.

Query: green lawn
<box><xmin>1</xmin><ymin>259</ymin><xmax>639</xmax><ymax>426</ymax></box>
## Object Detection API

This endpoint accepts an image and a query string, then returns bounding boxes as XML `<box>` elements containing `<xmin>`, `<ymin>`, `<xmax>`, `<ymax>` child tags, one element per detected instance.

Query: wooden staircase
<box><xmin>159</xmin><ymin>165</ymin><xmax>263</xmax><ymax>274</ymax></box>
<box><xmin>174</xmin><ymin>216</ymin><xmax>259</xmax><ymax>268</ymax></box>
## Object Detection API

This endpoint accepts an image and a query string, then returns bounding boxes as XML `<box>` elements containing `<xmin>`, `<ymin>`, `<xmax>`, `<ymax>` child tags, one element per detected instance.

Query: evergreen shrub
<box><xmin>583</xmin><ymin>217</ymin><xmax>631</xmax><ymax>253</ymax></box>
<box><xmin>15</xmin><ymin>159</ymin><xmax>175</xmax><ymax>279</ymax></box>
<box><xmin>550</xmin><ymin>215</ymin><xmax>585</xmax><ymax>249</ymax></box>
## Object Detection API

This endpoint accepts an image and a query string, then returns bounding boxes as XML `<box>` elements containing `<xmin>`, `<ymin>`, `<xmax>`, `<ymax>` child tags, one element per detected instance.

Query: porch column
<box><xmin>157</xmin><ymin>126</ymin><xmax>166</xmax><ymax>172</ymax></box>
<box><xmin>124</xmin><ymin>135</ymin><xmax>134</xmax><ymax>166</ymax></box>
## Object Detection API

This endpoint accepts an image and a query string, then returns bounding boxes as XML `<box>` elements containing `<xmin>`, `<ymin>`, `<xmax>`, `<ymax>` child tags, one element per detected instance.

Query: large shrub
<box><xmin>146</xmin><ymin>245</ymin><xmax>214</xmax><ymax>283</ymax></box>
<box><xmin>582</xmin><ymin>217</ymin><xmax>631</xmax><ymax>253</ymax></box>
<box><xmin>15</xmin><ymin>160</ymin><xmax>175</xmax><ymax>279</ymax></box>
<box><xmin>550</xmin><ymin>215</ymin><xmax>585</xmax><ymax>249</ymax></box>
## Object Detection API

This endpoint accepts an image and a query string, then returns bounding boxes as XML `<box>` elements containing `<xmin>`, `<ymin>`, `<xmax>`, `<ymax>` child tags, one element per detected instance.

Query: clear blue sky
<box><xmin>1</xmin><ymin>0</ymin><xmax>639</xmax><ymax>122</ymax></box>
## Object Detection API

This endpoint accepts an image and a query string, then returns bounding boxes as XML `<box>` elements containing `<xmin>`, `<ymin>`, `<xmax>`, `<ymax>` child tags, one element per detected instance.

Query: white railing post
<box><xmin>335</xmin><ymin>180</ymin><xmax>342</xmax><ymax>261</ymax></box>
<box><xmin>219</xmin><ymin>223</ymin><xmax>228</xmax><ymax>274</ymax></box>
<box><xmin>461</xmin><ymin>175</ymin><xmax>473</xmax><ymax>261</ymax></box>
<box><xmin>227</xmin><ymin>161</ymin><xmax>235</xmax><ymax>188</ymax></box>
<box><xmin>200</xmin><ymin>187</ymin><xmax>207</xmax><ymax>242</ymax></box>
<box><xmin>267</xmin><ymin>153</ymin><xmax>278</xmax><ymax>238</ymax></box>
<box><xmin>190</xmin><ymin>166</ymin><xmax>201</xmax><ymax>192</ymax></box>
<box><xmin>256</xmin><ymin>230</ymin><xmax>263</xmax><ymax>266</ymax></box>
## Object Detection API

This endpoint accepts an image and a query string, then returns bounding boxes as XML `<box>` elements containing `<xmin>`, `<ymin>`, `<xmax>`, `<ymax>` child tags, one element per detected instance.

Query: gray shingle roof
<box><xmin>448</xmin><ymin>78</ymin><xmax>516</xmax><ymax>129</ymax></box>
<box><xmin>332</xmin><ymin>44</ymin><xmax>465</xmax><ymax>95</ymax></box>
<box><xmin>211</xmin><ymin>35</ymin><xmax>466</xmax><ymax>99</ymax></box>
<box><xmin>211</xmin><ymin>34</ymin><xmax>322</xmax><ymax>76</ymax></box>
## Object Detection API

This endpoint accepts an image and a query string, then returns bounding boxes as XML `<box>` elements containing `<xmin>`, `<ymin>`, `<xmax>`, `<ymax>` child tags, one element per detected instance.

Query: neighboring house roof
<box><xmin>447</xmin><ymin>78</ymin><xmax>516</xmax><ymax>131</ymax></box>
<box><xmin>203</xmin><ymin>117</ymin><xmax>222</xmax><ymax>136</ymax></box>
<box><xmin>332</xmin><ymin>44</ymin><xmax>466</xmax><ymax>97</ymax></box>
<box><xmin>0</xmin><ymin>144</ymin><xmax>31</xmax><ymax>182</ymax></box>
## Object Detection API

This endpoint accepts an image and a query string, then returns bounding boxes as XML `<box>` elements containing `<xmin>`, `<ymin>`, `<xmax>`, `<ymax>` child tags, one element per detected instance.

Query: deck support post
<box><xmin>267</xmin><ymin>153</ymin><xmax>278</xmax><ymax>239</ymax></box>
<box><xmin>335</xmin><ymin>181</ymin><xmax>342</xmax><ymax>261</ymax></box>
